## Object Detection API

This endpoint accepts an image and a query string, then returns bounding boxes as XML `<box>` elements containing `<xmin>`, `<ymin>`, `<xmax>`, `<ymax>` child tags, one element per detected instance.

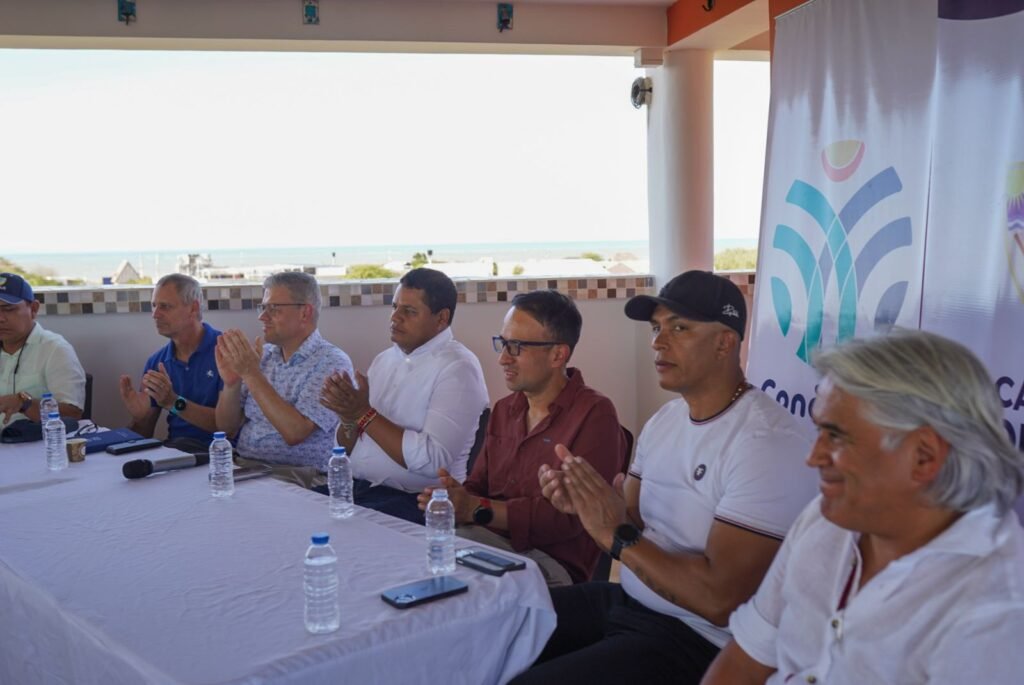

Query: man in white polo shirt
<box><xmin>320</xmin><ymin>268</ymin><xmax>488</xmax><ymax>524</ymax></box>
<box><xmin>0</xmin><ymin>273</ymin><xmax>86</xmax><ymax>426</ymax></box>
<box><xmin>513</xmin><ymin>271</ymin><xmax>816</xmax><ymax>685</ymax></box>
<box><xmin>701</xmin><ymin>331</ymin><xmax>1024</xmax><ymax>685</ymax></box>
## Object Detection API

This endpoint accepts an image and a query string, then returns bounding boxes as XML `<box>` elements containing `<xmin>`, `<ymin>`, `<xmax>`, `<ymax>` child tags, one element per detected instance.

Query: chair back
<box><xmin>83</xmin><ymin>373</ymin><xmax>94</xmax><ymax>421</ymax></box>
<box><xmin>465</xmin><ymin>407</ymin><xmax>491</xmax><ymax>478</ymax></box>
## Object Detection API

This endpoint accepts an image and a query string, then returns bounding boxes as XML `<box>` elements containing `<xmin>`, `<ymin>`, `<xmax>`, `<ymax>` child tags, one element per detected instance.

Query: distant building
<box><xmin>112</xmin><ymin>260</ymin><xmax>141</xmax><ymax>284</ymax></box>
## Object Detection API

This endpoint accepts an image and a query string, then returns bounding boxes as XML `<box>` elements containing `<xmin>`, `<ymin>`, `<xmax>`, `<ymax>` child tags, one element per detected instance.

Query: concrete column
<box><xmin>646</xmin><ymin>48</ymin><xmax>715</xmax><ymax>284</ymax></box>
<box><xmin>635</xmin><ymin>49</ymin><xmax>716</xmax><ymax>429</ymax></box>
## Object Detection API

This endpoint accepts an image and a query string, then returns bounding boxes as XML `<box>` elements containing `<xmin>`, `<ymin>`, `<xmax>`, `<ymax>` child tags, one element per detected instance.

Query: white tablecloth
<box><xmin>0</xmin><ymin>441</ymin><xmax>555</xmax><ymax>684</ymax></box>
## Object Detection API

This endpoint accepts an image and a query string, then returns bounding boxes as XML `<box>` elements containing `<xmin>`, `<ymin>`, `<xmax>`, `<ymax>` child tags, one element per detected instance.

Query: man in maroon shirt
<box><xmin>418</xmin><ymin>290</ymin><xmax>626</xmax><ymax>585</ymax></box>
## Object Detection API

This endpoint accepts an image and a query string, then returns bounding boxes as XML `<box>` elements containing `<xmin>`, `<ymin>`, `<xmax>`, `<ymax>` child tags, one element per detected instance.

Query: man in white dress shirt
<box><xmin>701</xmin><ymin>330</ymin><xmax>1024</xmax><ymax>685</ymax></box>
<box><xmin>320</xmin><ymin>268</ymin><xmax>488</xmax><ymax>524</ymax></box>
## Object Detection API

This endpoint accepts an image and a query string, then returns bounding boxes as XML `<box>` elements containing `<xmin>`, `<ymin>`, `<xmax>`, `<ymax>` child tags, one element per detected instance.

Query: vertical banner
<box><xmin>747</xmin><ymin>0</ymin><xmax>935</xmax><ymax>428</ymax></box>
<box><xmin>920</xmin><ymin>2</ymin><xmax>1024</xmax><ymax>454</ymax></box>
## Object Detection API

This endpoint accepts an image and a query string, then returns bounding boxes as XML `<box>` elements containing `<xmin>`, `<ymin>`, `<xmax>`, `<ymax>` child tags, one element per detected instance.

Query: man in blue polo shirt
<box><xmin>119</xmin><ymin>274</ymin><xmax>222</xmax><ymax>451</ymax></box>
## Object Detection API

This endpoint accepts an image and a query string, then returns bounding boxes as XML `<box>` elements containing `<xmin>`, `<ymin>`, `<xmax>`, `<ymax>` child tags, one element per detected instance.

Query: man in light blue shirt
<box><xmin>216</xmin><ymin>272</ymin><xmax>352</xmax><ymax>487</ymax></box>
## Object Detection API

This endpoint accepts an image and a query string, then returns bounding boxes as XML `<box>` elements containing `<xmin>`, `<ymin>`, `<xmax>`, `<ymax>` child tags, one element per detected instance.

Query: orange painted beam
<box><xmin>667</xmin><ymin>0</ymin><xmax>756</xmax><ymax>45</ymax></box>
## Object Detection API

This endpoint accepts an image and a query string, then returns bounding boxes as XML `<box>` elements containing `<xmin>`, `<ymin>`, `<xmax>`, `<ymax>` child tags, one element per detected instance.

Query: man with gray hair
<box><xmin>702</xmin><ymin>330</ymin><xmax>1024</xmax><ymax>685</ymax></box>
<box><xmin>119</xmin><ymin>273</ymin><xmax>221</xmax><ymax>450</ymax></box>
<box><xmin>216</xmin><ymin>272</ymin><xmax>353</xmax><ymax>486</ymax></box>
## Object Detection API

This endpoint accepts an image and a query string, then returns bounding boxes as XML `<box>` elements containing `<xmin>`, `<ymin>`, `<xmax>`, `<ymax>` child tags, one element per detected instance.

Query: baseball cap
<box><xmin>0</xmin><ymin>273</ymin><xmax>34</xmax><ymax>305</ymax></box>
<box><xmin>624</xmin><ymin>270</ymin><xmax>747</xmax><ymax>339</ymax></box>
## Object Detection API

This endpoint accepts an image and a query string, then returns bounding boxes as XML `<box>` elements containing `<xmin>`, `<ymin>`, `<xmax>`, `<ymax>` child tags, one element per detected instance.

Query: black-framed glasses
<box><xmin>256</xmin><ymin>303</ymin><xmax>307</xmax><ymax>316</ymax></box>
<box><xmin>491</xmin><ymin>335</ymin><xmax>563</xmax><ymax>357</ymax></box>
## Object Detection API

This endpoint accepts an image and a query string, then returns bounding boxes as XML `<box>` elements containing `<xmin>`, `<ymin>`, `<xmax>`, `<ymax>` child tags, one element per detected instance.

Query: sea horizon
<box><xmin>4</xmin><ymin>238</ymin><xmax>757</xmax><ymax>283</ymax></box>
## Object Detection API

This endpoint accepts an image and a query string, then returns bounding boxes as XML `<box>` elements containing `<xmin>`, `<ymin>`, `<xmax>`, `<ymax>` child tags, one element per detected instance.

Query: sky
<box><xmin>0</xmin><ymin>50</ymin><xmax>767</xmax><ymax>255</ymax></box>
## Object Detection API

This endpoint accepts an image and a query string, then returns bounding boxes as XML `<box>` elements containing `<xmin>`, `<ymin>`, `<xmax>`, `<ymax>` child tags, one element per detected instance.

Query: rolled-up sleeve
<box><xmin>729</xmin><ymin>525</ymin><xmax>795</xmax><ymax>669</ymax></box>
<box><xmin>400</xmin><ymin>359</ymin><xmax>488</xmax><ymax>478</ymax></box>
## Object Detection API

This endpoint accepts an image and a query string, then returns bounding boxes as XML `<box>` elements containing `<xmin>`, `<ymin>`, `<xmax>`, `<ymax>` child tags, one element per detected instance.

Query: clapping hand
<box><xmin>319</xmin><ymin>370</ymin><xmax>371</xmax><ymax>423</ymax></box>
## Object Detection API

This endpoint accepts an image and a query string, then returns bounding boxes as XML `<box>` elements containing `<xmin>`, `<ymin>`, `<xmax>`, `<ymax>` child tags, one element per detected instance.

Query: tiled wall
<box><xmin>33</xmin><ymin>275</ymin><xmax>659</xmax><ymax>315</ymax></box>
<box><xmin>32</xmin><ymin>273</ymin><xmax>757</xmax><ymax>316</ymax></box>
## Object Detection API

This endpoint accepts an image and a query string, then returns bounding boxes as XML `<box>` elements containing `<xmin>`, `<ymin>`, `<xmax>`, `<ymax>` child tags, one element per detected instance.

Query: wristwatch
<box><xmin>17</xmin><ymin>392</ymin><xmax>32</xmax><ymax>414</ymax></box>
<box><xmin>610</xmin><ymin>523</ymin><xmax>642</xmax><ymax>561</ymax></box>
<box><xmin>169</xmin><ymin>395</ymin><xmax>187</xmax><ymax>416</ymax></box>
<box><xmin>472</xmin><ymin>498</ymin><xmax>494</xmax><ymax>526</ymax></box>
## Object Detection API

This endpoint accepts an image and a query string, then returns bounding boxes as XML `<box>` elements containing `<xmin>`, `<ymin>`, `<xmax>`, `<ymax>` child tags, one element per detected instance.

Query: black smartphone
<box><xmin>106</xmin><ymin>438</ymin><xmax>164</xmax><ymax>455</ymax></box>
<box><xmin>380</xmin><ymin>576</ymin><xmax>468</xmax><ymax>609</ymax></box>
<box><xmin>456</xmin><ymin>547</ymin><xmax>527</xmax><ymax>576</ymax></box>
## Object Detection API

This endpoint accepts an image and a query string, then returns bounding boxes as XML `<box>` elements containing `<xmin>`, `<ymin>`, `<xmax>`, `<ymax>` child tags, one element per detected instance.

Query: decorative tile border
<box><xmin>32</xmin><ymin>275</ymin><xmax>666</xmax><ymax>316</ymax></box>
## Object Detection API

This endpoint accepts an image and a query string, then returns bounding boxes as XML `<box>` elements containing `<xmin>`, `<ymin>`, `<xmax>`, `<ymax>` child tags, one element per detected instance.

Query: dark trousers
<box><xmin>509</xmin><ymin>582</ymin><xmax>720</xmax><ymax>685</ymax></box>
<box><xmin>314</xmin><ymin>478</ymin><xmax>424</xmax><ymax>525</ymax></box>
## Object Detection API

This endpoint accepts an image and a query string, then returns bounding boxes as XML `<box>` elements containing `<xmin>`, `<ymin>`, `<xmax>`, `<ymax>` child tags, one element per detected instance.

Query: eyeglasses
<box><xmin>491</xmin><ymin>335</ymin><xmax>563</xmax><ymax>357</ymax></box>
<box><xmin>256</xmin><ymin>303</ymin><xmax>307</xmax><ymax>316</ymax></box>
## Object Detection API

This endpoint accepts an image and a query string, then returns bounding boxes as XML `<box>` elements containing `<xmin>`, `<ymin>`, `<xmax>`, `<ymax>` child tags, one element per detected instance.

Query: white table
<box><xmin>0</xmin><ymin>441</ymin><xmax>555</xmax><ymax>684</ymax></box>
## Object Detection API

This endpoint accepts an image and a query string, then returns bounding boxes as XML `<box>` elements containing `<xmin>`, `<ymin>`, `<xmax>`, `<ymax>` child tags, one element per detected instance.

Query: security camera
<box><xmin>630</xmin><ymin>77</ymin><xmax>652</xmax><ymax>109</ymax></box>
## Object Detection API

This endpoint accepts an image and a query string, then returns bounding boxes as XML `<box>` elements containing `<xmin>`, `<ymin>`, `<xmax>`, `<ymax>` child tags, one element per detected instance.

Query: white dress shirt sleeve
<box><xmin>399</xmin><ymin>358</ymin><xmax>487</xmax><ymax>479</ymax></box>
<box><xmin>43</xmin><ymin>336</ymin><xmax>87</xmax><ymax>410</ymax></box>
<box><xmin>729</xmin><ymin>500</ymin><xmax>819</xmax><ymax>669</ymax></box>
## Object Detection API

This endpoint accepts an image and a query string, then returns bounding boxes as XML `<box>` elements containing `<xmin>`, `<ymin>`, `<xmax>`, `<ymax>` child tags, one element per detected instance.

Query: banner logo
<box><xmin>1007</xmin><ymin>162</ymin><xmax>1024</xmax><ymax>302</ymax></box>
<box><xmin>769</xmin><ymin>140</ymin><xmax>913</xmax><ymax>363</ymax></box>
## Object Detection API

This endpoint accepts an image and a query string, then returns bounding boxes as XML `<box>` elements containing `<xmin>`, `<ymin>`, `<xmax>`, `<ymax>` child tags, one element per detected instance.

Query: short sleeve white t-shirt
<box><xmin>620</xmin><ymin>389</ymin><xmax>817</xmax><ymax>648</ymax></box>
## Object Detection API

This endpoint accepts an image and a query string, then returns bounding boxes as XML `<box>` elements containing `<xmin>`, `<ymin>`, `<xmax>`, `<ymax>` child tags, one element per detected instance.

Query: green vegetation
<box><xmin>345</xmin><ymin>264</ymin><xmax>399</xmax><ymax>279</ymax></box>
<box><xmin>579</xmin><ymin>251</ymin><xmax>603</xmax><ymax>262</ymax></box>
<box><xmin>410</xmin><ymin>250</ymin><xmax>433</xmax><ymax>269</ymax></box>
<box><xmin>714</xmin><ymin>248</ymin><xmax>757</xmax><ymax>271</ymax></box>
<box><xmin>0</xmin><ymin>257</ymin><xmax>62</xmax><ymax>286</ymax></box>
<box><xmin>512</xmin><ymin>264</ymin><xmax>525</xmax><ymax>276</ymax></box>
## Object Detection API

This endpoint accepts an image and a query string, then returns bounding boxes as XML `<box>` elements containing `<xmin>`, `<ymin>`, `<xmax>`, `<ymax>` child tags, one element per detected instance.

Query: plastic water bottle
<box><xmin>426</xmin><ymin>489</ymin><xmax>456</xmax><ymax>575</ymax></box>
<box><xmin>327</xmin><ymin>446</ymin><xmax>354</xmax><ymax>519</ymax></box>
<box><xmin>39</xmin><ymin>393</ymin><xmax>59</xmax><ymax>418</ymax></box>
<box><xmin>209</xmin><ymin>431</ymin><xmax>234</xmax><ymax>498</ymax></box>
<box><xmin>304</xmin><ymin>533</ymin><xmax>340</xmax><ymax>634</ymax></box>
<box><xmin>44</xmin><ymin>411</ymin><xmax>68</xmax><ymax>471</ymax></box>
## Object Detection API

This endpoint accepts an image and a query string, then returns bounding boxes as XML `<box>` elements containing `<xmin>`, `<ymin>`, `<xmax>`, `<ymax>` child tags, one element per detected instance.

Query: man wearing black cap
<box><xmin>0</xmin><ymin>273</ymin><xmax>86</xmax><ymax>427</ymax></box>
<box><xmin>512</xmin><ymin>271</ymin><xmax>816</xmax><ymax>685</ymax></box>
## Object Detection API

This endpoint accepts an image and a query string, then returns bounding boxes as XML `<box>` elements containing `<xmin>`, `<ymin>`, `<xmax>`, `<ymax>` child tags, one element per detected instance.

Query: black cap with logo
<box><xmin>624</xmin><ymin>270</ymin><xmax>747</xmax><ymax>340</ymax></box>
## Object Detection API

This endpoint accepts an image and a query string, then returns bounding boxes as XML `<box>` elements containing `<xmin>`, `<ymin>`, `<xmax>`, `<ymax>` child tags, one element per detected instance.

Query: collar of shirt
<box><xmin>508</xmin><ymin>367</ymin><xmax>586</xmax><ymax>424</ymax></box>
<box><xmin>167</xmin><ymin>322</ymin><xmax>218</xmax><ymax>365</ymax></box>
<box><xmin>395</xmin><ymin>326</ymin><xmax>453</xmax><ymax>363</ymax></box>
<box><xmin>846</xmin><ymin>502</ymin><xmax>1004</xmax><ymax>606</ymax></box>
<box><xmin>269</xmin><ymin>329</ymin><xmax>325</xmax><ymax>366</ymax></box>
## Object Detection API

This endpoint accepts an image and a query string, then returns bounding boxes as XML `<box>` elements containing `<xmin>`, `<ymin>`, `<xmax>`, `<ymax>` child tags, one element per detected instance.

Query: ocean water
<box><xmin>4</xmin><ymin>238</ymin><xmax>756</xmax><ymax>283</ymax></box>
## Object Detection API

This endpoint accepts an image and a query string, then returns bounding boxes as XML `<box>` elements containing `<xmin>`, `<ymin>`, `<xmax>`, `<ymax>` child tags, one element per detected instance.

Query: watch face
<box><xmin>473</xmin><ymin>506</ymin><xmax>494</xmax><ymax>526</ymax></box>
<box><xmin>174</xmin><ymin>398</ymin><xmax>187</xmax><ymax>411</ymax></box>
<box><xmin>615</xmin><ymin>524</ymin><xmax>641</xmax><ymax>544</ymax></box>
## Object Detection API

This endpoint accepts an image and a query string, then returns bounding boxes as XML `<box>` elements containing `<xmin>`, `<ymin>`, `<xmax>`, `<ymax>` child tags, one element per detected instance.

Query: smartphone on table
<box><xmin>456</xmin><ymin>547</ymin><xmax>527</xmax><ymax>576</ymax></box>
<box><xmin>380</xmin><ymin>576</ymin><xmax>468</xmax><ymax>609</ymax></box>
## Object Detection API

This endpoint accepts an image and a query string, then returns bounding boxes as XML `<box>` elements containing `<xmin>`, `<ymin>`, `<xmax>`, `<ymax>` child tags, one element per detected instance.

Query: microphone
<box><xmin>122</xmin><ymin>453</ymin><xmax>211</xmax><ymax>479</ymax></box>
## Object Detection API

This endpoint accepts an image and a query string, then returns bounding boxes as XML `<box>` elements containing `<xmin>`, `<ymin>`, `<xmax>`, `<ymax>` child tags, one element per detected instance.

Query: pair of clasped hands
<box><xmin>415</xmin><ymin>445</ymin><xmax>629</xmax><ymax>552</ymax></box>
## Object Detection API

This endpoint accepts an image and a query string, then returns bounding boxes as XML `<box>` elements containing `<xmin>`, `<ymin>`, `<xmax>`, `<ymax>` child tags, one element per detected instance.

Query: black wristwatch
<box><xmin>18</xmin><ymin>392</ymin><xmax>33</xmax><ymax>414</ymax></box>
<box><xmin>170</xmin><ymin>395</ymin><xmax>187</xmax><ymax>416</ymax></box>
<box><xmin>472</xmin><ymin>498</ymin><xmax>494</xmax><ymax>525</ymax></box>
<box><xmin>610</xmin><ymin>523</ymin><xmax>642</xmax><ymax>561</ymax></box>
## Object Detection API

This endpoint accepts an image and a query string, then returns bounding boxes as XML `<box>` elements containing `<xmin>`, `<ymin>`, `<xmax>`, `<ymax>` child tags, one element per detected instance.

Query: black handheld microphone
<box><xmin>122</xmin><ymin>453</ymin><xmax>211</xmax><ymax>479</ymax></box>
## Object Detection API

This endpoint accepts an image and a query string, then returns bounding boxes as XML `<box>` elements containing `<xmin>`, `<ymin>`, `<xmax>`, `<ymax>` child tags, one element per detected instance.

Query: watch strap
<box><xmin>610</xmin><ymin>523</ymin><xmax>641</xmax><ymax>561</ymax></box>
<box><xmin>169</xmin><ymin>395</ymin><xmax>186</xmax><ymax>416</ymax></box>
<box><xmin>18</xmin><ymin>392</ymin><xmax>32</xmax><ymax>414</ymax></box>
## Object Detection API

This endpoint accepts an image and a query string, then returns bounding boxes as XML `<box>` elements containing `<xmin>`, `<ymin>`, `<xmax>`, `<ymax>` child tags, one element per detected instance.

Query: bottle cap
<box><xmin>47</xmin><ymin>411</ymin><xmax>60</xmax><ymax>420</ymax></box>
<box><xmin>213</xmin><ymin>431</ymin><xmax>226</xmax><ymax>439</ymax></box>
<box><xmin>42</xmin><ymin>392</ymin><xmax>53</xmax><ymax>399</ymax></box>
<box><xmin>431</xmin><ymin>488</ymin><xmax>448</xmax><ymax>499</ymax></box>
<box><xmin>311</xmin><ymin>533</ymin><xmax>330</xmax><ymax>545</ymax></box>
<box><xmin>332</xmin><ymin>446</ymin><xmax>347</xmax><ymax>456</ymax></box>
